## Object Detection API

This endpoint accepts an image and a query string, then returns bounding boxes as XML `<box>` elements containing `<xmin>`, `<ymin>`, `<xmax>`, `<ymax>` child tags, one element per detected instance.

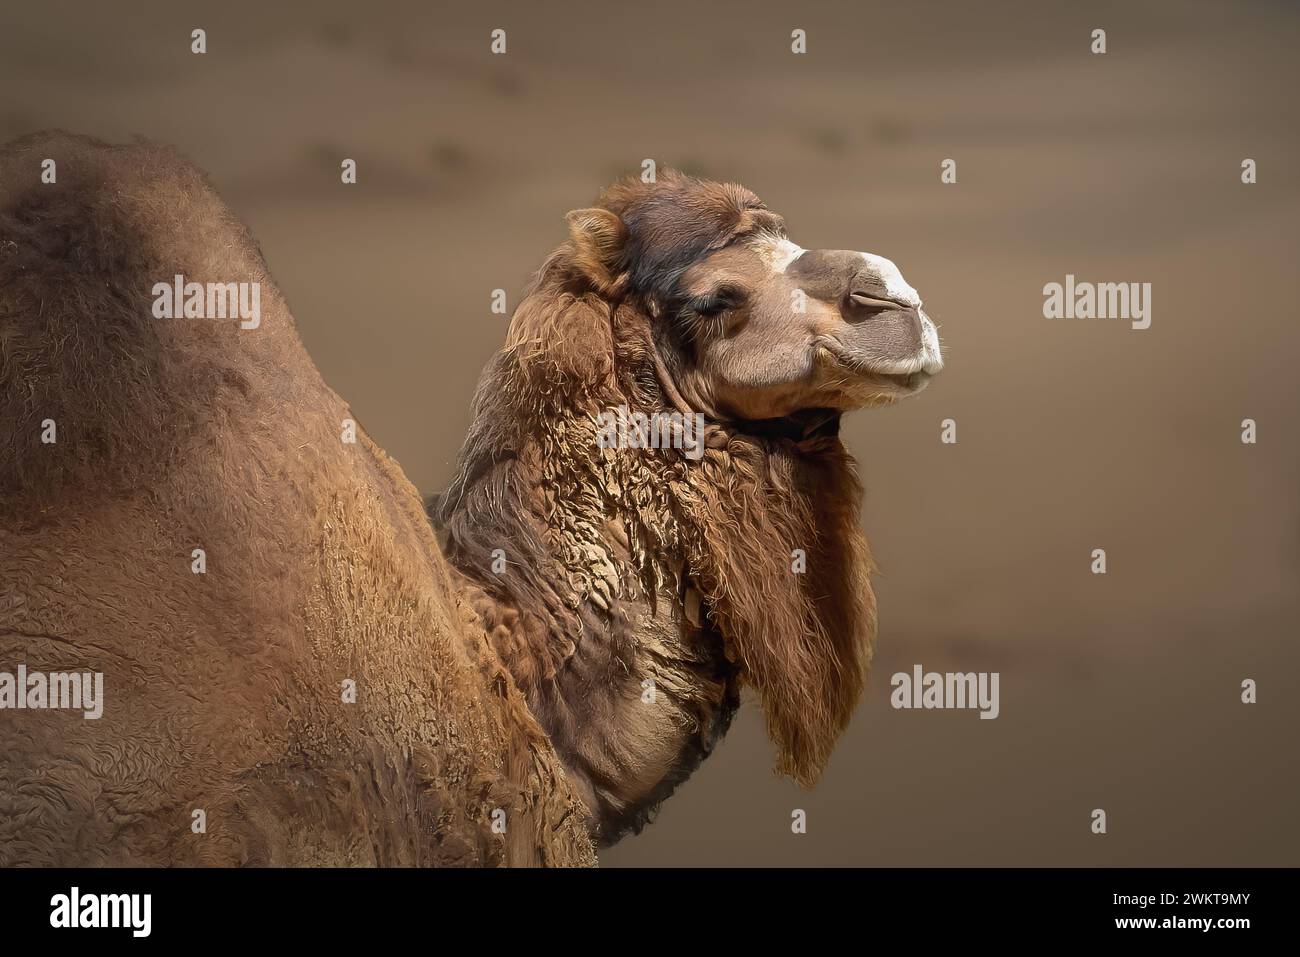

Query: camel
<box><xmin>0</xmin><ymin>132</ymin><xmax>943</xmax><ymax>866</ymax></box>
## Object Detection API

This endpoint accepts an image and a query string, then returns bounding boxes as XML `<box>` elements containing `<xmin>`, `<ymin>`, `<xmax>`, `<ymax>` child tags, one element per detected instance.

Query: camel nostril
<box><xmin>847</xmin><ymin>292</ymin><xmax>898</xmax><ymax>314</ymax></box>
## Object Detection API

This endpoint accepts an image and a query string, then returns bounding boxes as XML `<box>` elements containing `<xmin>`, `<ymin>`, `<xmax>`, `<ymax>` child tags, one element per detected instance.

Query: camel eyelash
<box><xmin>689</xmin><ymin>285</ymin><xmax>747</xmax><ymax>317</ymax></box>
<box><xmin>676</xmin><ymin>287</ymin><xmax>748</xmax><ymax>341</ymax></box>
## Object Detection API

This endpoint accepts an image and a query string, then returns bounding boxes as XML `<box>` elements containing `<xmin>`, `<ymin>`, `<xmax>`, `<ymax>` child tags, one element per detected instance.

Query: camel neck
<box><xmin>435</xmin><ymin>383</ymin><xmax>744</xmax><ymax>843</ymax></box>
<box><xmin>449</xmin><ymin>514</ymin><xmax>739</xmax><ymax>843</ymax></box>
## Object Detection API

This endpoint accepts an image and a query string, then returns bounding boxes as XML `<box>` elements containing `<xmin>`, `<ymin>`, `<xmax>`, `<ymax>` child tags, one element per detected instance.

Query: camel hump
<box><xmin>0</xmin><ymin>131</ymin><xmax>285</xmax><ymax>509</ymax></box>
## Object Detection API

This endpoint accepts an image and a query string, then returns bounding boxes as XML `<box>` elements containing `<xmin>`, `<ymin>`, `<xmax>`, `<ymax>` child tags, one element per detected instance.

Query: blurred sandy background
<box><xmin>2</xmin><ymin>0</ymin><xmax>1296</xmax><ymax>865</ymax></box>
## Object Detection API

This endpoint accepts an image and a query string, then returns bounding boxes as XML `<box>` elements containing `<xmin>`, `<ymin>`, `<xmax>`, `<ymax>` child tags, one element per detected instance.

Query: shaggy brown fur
<box><xmin>1</xmin><ymin>132</ymin><xmax>938</xmax><ymax>861</ymax></box>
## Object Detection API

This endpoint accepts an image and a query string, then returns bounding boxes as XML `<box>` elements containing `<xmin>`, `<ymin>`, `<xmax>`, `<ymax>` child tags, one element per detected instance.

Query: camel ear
<box><xmin>565</xmin><ymin>207</ymin><xmax>626</xmax><ymax>286</ymax></box>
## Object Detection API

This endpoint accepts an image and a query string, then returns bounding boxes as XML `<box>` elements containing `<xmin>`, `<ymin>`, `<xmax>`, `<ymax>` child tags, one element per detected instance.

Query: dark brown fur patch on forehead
<box><xmin>596</xmin><ymin>170</ymin><xmax>785</xmax><ymax>298</ymax></box>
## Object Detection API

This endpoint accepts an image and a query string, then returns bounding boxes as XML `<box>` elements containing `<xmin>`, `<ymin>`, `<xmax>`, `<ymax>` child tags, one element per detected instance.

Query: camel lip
<box><xmin>813</xmin><ymin>340</ymin><xmax>936</xmax><ymax>394</ymax></box>
<box><xmin>869</xmin><ymin>369</ymin><xmax>932</xmax><ymax>393</ymax></box>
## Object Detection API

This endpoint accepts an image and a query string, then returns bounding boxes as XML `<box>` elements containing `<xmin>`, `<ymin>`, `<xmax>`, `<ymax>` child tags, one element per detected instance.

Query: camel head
<box><xmin>440</xmin><ymin>170</ymin><xmax>943</xmax><ymax>839</ymax></box>
<box><xmin>564</xmin><ymin>171</ymin><xmax>943</xmax><ymax>422</ymax></box>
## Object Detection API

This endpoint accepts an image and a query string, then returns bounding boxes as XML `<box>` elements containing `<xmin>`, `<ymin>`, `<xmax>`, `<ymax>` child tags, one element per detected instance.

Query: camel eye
<box><xmin>691</xmin><ymin>285</ymin><xmax>747</xmax><ymax>317</ymax></box>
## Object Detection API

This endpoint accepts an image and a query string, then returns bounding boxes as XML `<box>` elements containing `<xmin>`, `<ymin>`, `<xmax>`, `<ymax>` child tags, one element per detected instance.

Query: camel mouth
<box><xmin>869</xmin><ymin>369</ymin><xmax>932</xmax><ymax>393</ymax></box>
<box><xmin>814</xmin><ymin>340</ymin><xmax>936</xmax><ymax>396</ymax></box>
